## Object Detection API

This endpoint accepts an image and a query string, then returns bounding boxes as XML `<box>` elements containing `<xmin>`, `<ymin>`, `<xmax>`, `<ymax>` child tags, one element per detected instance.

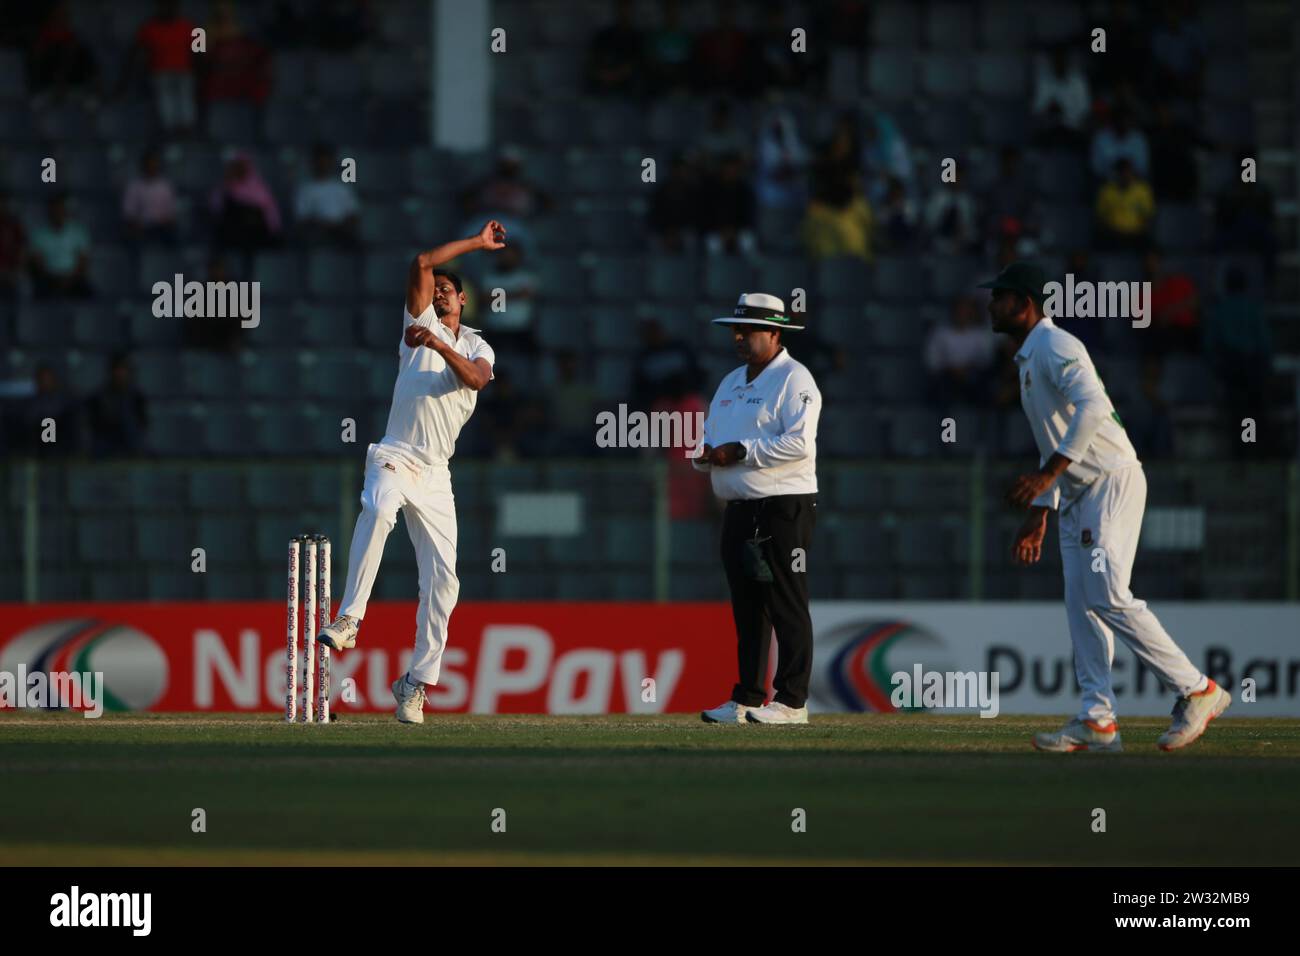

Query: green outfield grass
<box><xmin>2</xmin><ymin>713</ymin><xmax>1298</xmax><ymax>866</ymax></box>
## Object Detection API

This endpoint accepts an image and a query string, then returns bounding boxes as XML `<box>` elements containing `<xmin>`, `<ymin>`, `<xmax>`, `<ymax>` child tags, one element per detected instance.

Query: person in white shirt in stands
<box><xmin>980</xmin><ymin>261</ymin><xmax>1230</xmax><ymax>752</ymax></box>
<box><xmin>294</xmin><ymin>143</ymin><xmax>359</xmax><ymax>244</ymax></box>
<box><xmin>693</xmin><ymin>293</ymin><xmax>822</xmax><ymax>726</ymax></box>
<box><xmin>316</xmin><ymin>221</ymin><xmax>504</xmax><ymax>724</ymax></box>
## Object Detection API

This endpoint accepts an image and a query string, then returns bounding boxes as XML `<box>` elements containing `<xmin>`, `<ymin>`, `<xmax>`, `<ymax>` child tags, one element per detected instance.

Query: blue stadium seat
<box><xmin>197</xmin><ymin>514</ymin><xmax>256</xmax><ymax>563</ymax></box>
<box><xmin>589</xmin><ymin>257</ymin><xmax>645</xmax><ymax>300</ymax></box>
<box><xmin>874</xmin><ymin>257</ymin><xmax>926</xmax><ymax>301</ymax></box>
<box><xmin>871</xmin><ymin>1</ymin><xmax>920</xmax><ymax>45</ymax></box>
<box><xmin>1033</xmin><ymin>151</ymin><xmax>1090</xmax><ymax>201</ymax></box>
<box><xmin>137</xmin><ymin>514</ymin><xmax>194</xmax><ymax>563</ymax></box>
<box><xmin>974</xmin><ymin>52</ymin><xmax>1027</xmax><ymax>97</ymax></box>
<box><xmin>204</xmin><ymin>403</ymin><xmax>260</xmax><ymax>456</ymax></box>
<box><xmin>925</xmin><ymin>3</ymin><xmax>975</xmax><ymax>49</ymax></box>
<box><xmin>130</xmin><ymin>469</ymin><xmax>190</xmax><ymax>509</ymax></box>
<box><xmin>207</xmin><ymin>102</ymin><xmax>258</xmax><ymax>144</ymax></box>
<box><xmin>258</xmin><ymin>407</ymin><xmax>321</xmax><ymax>455</ymax></box>
<box><xmin>979</xmin><ymin>101</ymin><xmax>1027</xmax><ymax>147</ymax></box>
<box><xmin>184</xmin><ymin>352</ymin><xmax>238</xmax><ymax>399</ymax></box>
<box><xmin>1154</xmin><ymin>204</ymin><xmax>1205</xmax><ymax>251</ymax></box>
<box><xmin>818</xmin><ymin>257</ymin><xmax>873</xmax><ymax>302</ymax></box>
<box><xmin>241</xmin><ymin>351</ymin><xmax>300</xmax><ymax>398</ymax></box>
<box><xmin>979</xmin><ymin>1</ymin><xmax>1030</xmax><ymax>47</ymax></box>
<box><xmin>920</xmin><ymin>53</ymin><xmax>970</xmax><ymax>98</ymax></box>
<box><xmin>1032</xmin><ymin>1</ymin><xmax>1084</xmax><ymax>43</ymax></box>
<box><xmin>298</xmin><ymin>304</ymin><xmax>354</xmax><ymax>347</ymax></box>
<box><xmin>304</xmin><ymin>351</ymin><xmax>365</xmax><ymax>398</ymax></box>
<box><xmin>307</xmin><ymin>251</ymin><xmax>358</xmax><ymax>297</ymax></box>
<box><xmin>77</xmin><ymin>516</ymin><xmax>133</xmax><ymax>563</ymax></box>
<box><xmin>703</xmin><ymin>257</ymin><xmax>755</xmax><ymax>300</ymax></box>
<box><xmin>1040</xmin><ymin>203</ymin><xmax>1093</xmax><ymax>251</ymax></box>
<box><xmin>921</xmin><ymin>103</ymin><xmax>975</xmax><ymax>149</ymax></box>
<box><xmin>866</xmin><ymin>50</ymin><xmax>915</xmax><ymax>100</ymax></box>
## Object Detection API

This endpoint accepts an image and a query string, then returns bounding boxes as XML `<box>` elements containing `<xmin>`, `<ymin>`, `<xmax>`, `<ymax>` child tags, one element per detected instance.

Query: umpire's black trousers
<box><xmin>721</xmin><ymin>493</ymin><xmax>817</xmax><ymax>708</ymax></box>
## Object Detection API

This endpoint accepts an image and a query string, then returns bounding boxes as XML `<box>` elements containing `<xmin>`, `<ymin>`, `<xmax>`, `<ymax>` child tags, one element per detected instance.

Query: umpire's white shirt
<box><xmin>693</xmin><ymin>348</ymin><xmax>821</xmax><ymax>500</ymax></box>
<box><xmin>381</xmin><ymin>303</ymin><xmax>495</xmax><ymax>468</ymax></box>
<box><xmin>1015</xmin><ymin>317</ymin><xmax>1138</xmax><ymax>510</ymax></box>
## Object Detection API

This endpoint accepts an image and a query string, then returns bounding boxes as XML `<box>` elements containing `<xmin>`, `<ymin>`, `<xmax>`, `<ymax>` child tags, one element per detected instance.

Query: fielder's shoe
<box><xmin>1032</xmin><ymin>719</ymin><xmax>1123</xmax><ymax>752</ymax></box>
<box><xmin>392</xmin><ymin>672</ymin><xmax>427</xmax><ymax>724</ymax></box>
<box><xmin>746</xmin><ymin>701</ymin><xmax>809</xmax><ymax>725</ymax></box>
<box><xmin>1158</xmin><ymin>679</ymin><xmax>1231</xmax><ymax>751</ymax></box>
<box><xmin>701</xmin><ymin>700</ymin><xmax>751</xmax><ymax>724</ymax></box>
<box><xmin>317</xmin><ymin>615</ymin><xmax>359</xmax><ymax>651</ymax></box>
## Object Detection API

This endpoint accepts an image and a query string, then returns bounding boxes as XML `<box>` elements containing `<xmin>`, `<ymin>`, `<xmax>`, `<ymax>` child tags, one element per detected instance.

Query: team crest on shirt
<box><xmin>799</xmin><ymin>390</ymin><xmax>812</xmax><ymax>404</ymax></box>
<box><xmin>1081</xmin><ymin>529</ymin><xmax>1093</xmax><ymax>546</ymax></box>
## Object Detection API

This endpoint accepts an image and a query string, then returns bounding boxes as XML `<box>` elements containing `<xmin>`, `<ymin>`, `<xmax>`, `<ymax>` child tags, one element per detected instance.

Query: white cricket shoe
<box><xmin>745</xmin><ymin>701</ymin><xmax>809</xmax><ymax>725</ymax></box>
<box><xmin>392</xmin><ymin>673</ymin><xmax>427</xmax><ymax>724</ymax></box>
<box><xmin>701</xmin><ymin>700</ymin><xmax>752</xmax><ymax>724</ymax></box>
<box><xmin>1158</xmin><ymin>679</ymin><xmax>1231</xmax><ymax>751</ymax></box>
<box><xmin>1032</xmin><ymin>718</ymin><xmax>1123</xmax><ymax>752</ymax></box>
<box><xmin>317</xmin><ymin>615</ymin><xmax>359</xmax><ymax>651</ymax></box>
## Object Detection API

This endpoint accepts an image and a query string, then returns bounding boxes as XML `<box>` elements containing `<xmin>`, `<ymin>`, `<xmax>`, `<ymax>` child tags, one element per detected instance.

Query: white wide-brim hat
<box><xmin>712</xmin><ymin>292</ymin><xmax>805</xmax><ymax>330</ymax></box>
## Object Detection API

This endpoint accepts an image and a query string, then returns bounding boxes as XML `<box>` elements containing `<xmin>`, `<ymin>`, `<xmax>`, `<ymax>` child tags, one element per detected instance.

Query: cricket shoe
<box><xmin>392</xmin><ymin>673</ymin><xmax>427</xmax><ymax>724</ymax></box>
<box><xmin>745</xmin><ymin>701</ymin><xmax>809</xmax><ymax>725</ymax></box>
<box><xmin>701</xmin><ymin>700</ymin><xmax>752</xmax><ymax>724</ymax></box>
<box><xmin>1158</xmin><ymin>679</ymin><xmax>1231</xmax><ymax>751</ymax></box>
<box><xmin>1032</xmin><ymin>719</ymin><xmax>1122</xmax><ymax>752</ymax></box>
<box><xmin>317</xmin><ymin>615</ymin><xmax>359</xmax><ymax>651</ymax></box>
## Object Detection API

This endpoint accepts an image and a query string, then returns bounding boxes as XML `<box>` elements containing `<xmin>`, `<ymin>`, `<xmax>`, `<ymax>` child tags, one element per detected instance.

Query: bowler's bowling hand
<box><xmin>1012</xmin><ymin>509</ymin><xmax>1048</xmax><ymax>565</ymax></box>
<box><xmin>709</xmin><ymin>442</ymin><xmax>746</xmax><ymax>467</ymax></box>
<box><xmin>1006</xmin><ymin>469</ymin><xmax>1055</xmax><ymax>509</ymax></box>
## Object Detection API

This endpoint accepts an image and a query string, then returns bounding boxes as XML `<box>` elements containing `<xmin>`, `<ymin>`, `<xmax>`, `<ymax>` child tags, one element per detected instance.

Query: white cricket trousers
<box><xmin>1059</xmin><ymin>465</ymin><xmax>1206</xmax><ymax>724</ymax></box>
<box><xmin>337</xmin><ymin>443</ymin><xmax>459</xmax><ymax>685</ymax></box>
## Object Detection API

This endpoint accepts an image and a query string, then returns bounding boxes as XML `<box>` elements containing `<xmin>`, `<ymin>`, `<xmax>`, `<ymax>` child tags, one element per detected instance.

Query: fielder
<box><xmin>981</xmin><ymin>261</ymin><xmax>1230</xmax><ymax>752</ymax></box>
<box><xmin>316</xmin><ymin>220</ymin><xmax>505</xmax><ymax>723</ymax></box>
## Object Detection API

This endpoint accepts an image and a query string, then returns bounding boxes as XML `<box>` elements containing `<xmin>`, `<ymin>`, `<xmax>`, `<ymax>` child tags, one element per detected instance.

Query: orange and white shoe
<box><xmin>1157</xmin><ymin>679</ymin><xmax>1231</xmax><ymax>751</ymax></box>
<box><xmin>1032</xmin><ymin>718</ymin><xmax>1123</xmax><ymax>752</ymax></box>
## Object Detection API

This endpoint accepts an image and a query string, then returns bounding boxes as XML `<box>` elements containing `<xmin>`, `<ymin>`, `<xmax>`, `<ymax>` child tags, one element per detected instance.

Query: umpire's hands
<box><xmin>707</xmin><ymin>442</ymin><xmax>746</xmax><ymax>467</ymax></box>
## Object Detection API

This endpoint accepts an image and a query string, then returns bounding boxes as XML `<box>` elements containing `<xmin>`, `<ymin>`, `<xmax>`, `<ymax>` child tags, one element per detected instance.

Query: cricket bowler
<box><xmin>315</xmin><ymin>220</ymin><xmax>505</xmax><ymax>723</ymax></box>
<box><xmin>981</xmin><ymin>261</ymin><xmax>1231</xmax><ymax>752</ymax></box>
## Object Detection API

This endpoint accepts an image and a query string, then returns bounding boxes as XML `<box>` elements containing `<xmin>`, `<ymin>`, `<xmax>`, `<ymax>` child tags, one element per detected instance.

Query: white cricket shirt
<box><xmin>379</xmin><ymin>303</ymin><xmax>495</xmax><ymax>467</ymax></box>
<box><xmin>692</xmin><ymin>347</ymin><xmax>821</xmax><ymax>500</ymax></box>
<box><xmin>1014</xmin><ymin>317</ymin><xmax>1139</xmax><ymax>510</ymax></box>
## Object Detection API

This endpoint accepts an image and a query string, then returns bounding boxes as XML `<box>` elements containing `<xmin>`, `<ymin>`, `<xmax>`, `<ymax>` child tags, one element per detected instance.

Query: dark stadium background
<box><xmin>1</xmin><ymin>0</ymin><xmax>1296</xmax><ymax>605</ymax></box>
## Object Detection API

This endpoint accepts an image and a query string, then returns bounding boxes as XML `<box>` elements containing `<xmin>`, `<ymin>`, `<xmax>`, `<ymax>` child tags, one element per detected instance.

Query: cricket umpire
<box><xmin>693</xmin><ymin>293</ymin><xmax>822</xmax><ymax>726</ymax></box>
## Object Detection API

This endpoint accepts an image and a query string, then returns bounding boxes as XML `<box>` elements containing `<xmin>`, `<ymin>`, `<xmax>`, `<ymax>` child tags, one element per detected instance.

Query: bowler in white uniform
<box><xmin>980</xmin><ymin>261</ymin><xmax>1231</xmax><ymax>752</ymax></box>
<box><xmin>317</xmin><ymin>220</ymin><xmax>505</xmax><ymax>723</ymax></box>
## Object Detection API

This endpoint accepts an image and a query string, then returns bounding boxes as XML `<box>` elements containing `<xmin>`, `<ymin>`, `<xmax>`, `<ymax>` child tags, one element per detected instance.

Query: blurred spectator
<box><xmin>5</xmin><ymin>364</ymin><xmax>79</xmax><ymax>456</ymax></box>
<box><xmin>201</xmin><ymin>0</ymin><xmax>272</xmax><ymax>106</ymax></box>
<box><xmin>29</xmin><ymin>195</ymin><xmax>92</xmax><ymax>299</ymax></box>
<box><xmin>877</xmin><ymin>176</ymin><xmax>919</xmax><ymax>252</ymax></box>
<box><xmin>0</xmin><ymin>192</ymin><xmax>26</xmax><ymax>301</ymax></box>
<box><xmin>1095</xmin><ymin>158</ymin><xmax>1154</xmax><ymax>250</ymax></box>
<box><xmin>1052</xmin><ymin>249</ymin><xmax>1106</xmax><ymax>354</ymax></box>
<box><xmin>1150</xmin><ymin>0</ymin><xmax>1205</xmax><ymax>101</ymax></box>
<box><xmin>755</xmin><ymin>108</ymin><xmax>809</xmax><ymax>210</ymax></box>
<box><xmin>126</xmin><ymin>0</ymin><xmax>197</xmax><ymax>133</ymax></box>
<box><xmin>479</xmin><ymin>244</ymin><xmax>539</xmax><ymax>353</ymax></box>
<box><xmin>84</xmin><ymin>353</ymin><xmax>148</xmax><ymax>457</ymax></box>
<box><xmin>701</xmin><ymin>153</ymin><xmax>756</xmax><ymax>256</ymax></box>
<box><xmin>693</xmin><ymin>0</ymin><xmax>754</xmax><ymax>95</ymax></box>
<box><xmin>1143</xmin><ymin>250</ymin><xmax>1199</xmax><ymax>354</ymax></box>
<box><xmin>861</xmin><ymin>110</ymin><xmax>912</xmax><ymax>205</ymax></box>
<box><xmin>633</xmin><ymin>318</ymin><xmax>701</xmax><ymax>409</ymax></box>
<box><xmin>645</xmin><ymin>0</ymin><xmax>694</xmax><ymax>95</ymax></box>
<box><xmin>1095</xmin><ymin>0</ymin><xmax>1152</xmax><ymax>94</ymax></box>
<box><xmin>1203</xmin><ymin>267</ymin><xmax>1272</xmax><ymax>455</ymax></box>
<box><xmin>295</xmin><ymin>144</ymin><xmax>359</xmax><ymax>244</ymax></box>
<box><xmin>648</xmin><ymin>155</ymin><xmax>701</xmax><ymax>253</ymax></box>
<box><xmin>184</xmin><ymin>255</ymin><xmax>242</xmax><ymax>351</ymax></box>
<box><xmin>586</xmin><ymin>0</ymin><xmax>645</xmax><ymax>97</ymax></box>
<box><xmin>1090</xmin><ymin>107</ymin><xmax>1149</xmax><ymax>180</ymax></box>
<box><xmin>1127</xmin><ymin>356</ymin><xmax>1175</xmax><ymax>458</ymax></box>
<box><xmin>699</xmin><ymin>100</ymin><xmax>749</xmax><ymax>171</ymax></box>
<box><xmin>924</xmin><ymin>296</ymin><xmax>995</xmax><ymax>406</ymax></box>
<box><xmin>476</xmin><ymin>367</ymin><xmax>545</xmax><ymax>460</ymax></box>
<box><xmin>1032</xmin><ymin>48</ymin><xmax>1090</xmax><ymax>147</ymax></box>
<box><xmin>547</xmin><ymin>349</ymin><xmax>601</xmax><ymax>456</ymax></box>
<box><xmin>817</xmin><ymin>112</ymin><xmax>861</xmax><ymax>187</ymax></box>
<box><xmin>985</xmin><ymin>147</ymin><xmax>1040</xmax><ymax>255</ymax></box>
<box><xmin>1148</xmin><ymin>101</ymin><xmax>1206</xmax><ymax>201</ymax></box>
<box><xmin>654</xmin><ymin>385</ymin><xmax>712</xmax><ymax>521</ymax></box>
<box><xmin>802</xmin><ymin>170</ymin><xmax>872</xmax><ymax>262</ymax></box>
<box><xmin>122</xmin><ymin>147</ymin><xmax>178</xmax><ymax>242</ymax></box>
<box><xmin>1213</xmin><ymin>166</ymin><xmax>1276</xmax><ymax>281</ymax></box>
<box><xmin>28</xmin><ymin>2</ymin><xmax>99</xmax><ymax>107</ymax></box>
<box><xmin>459</xmin><ymin>147</ymin><xmax>554</xmax><ymax>225</ymax></box>
<box><xmin>754</xmin><ymin>6</ymin><xmax>810</xmax><ymax>93</ymax></box>
<box><xmin>211</xmin><ymin>151</ymin><xmax>282</xmax><ymax>254</ymax></box>
<box><xmin>924</xmin><ymin>177</ymin><xmax>979</xmax><ymax>256</ymax></box>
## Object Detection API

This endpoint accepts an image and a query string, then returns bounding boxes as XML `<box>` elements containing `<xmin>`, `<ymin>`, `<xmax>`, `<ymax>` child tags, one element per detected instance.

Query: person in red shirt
<box><xmin>1144</xmin><ymin>249</ymin><xmax>1200</xmax><ymax>354</ymax></box>
<box><xmin>129</xmin><ymin>0</ymin><xmax>197</xmax><ymax>132</ymax></box>
<box><xmin>200</xmin><ymin>0</ymin><xmax>272</xmax><ymax>105</ymax></box>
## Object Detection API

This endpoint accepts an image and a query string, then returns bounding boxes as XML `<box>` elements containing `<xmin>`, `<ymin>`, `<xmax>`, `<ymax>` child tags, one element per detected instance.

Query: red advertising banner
<box><xmin>0</xmin><ymin>603</ymin><xmax>736</xmax><ymax>715</ymax></box>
